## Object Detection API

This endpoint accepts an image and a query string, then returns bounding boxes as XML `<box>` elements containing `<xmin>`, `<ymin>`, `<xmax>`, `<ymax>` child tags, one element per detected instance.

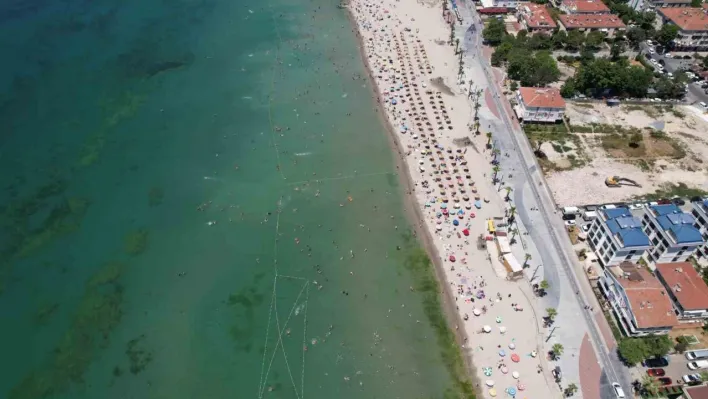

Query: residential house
<box><xmin>692</xmin><ymin>199</ymin><xmax>708</xmax><ymax>259</ymax></box>
<box><xmin>517</xmin><ymin>3</ymin><xmax>557</xmax><ymax>34</ymax></box>
<box><xmin>558</xmin><ymin>14</ymin><xmax>627</xmax><ymax>37</ymax></box>
<box><xmin>642</xmin><ymin>204</ymin><xmax>705</xmax><ymax>263</ymax></box>
<box><xmin>560</xmin><ymin>0</ymin><xmax>610</xmax><ymax>14</ymax></box>
<box><xmin>599</xmin><ymin>262</ymin><xmax>678</xmax><ymax>336</ymax></box>
<box><xmin>657</xmin><ymin>7</ymin><xmax>708</xmax><ymax>52</ymax></box>
<box><xmin>587</xmin><ymin>207</ymin><xmax>652</xmax><ymax>266</ymax></box>
<box><xmin>513</xmin><ymin>87</ymin><xmax>566</xmax><ymax>123</ymax></box>
<box><xmin>655</xmin><ymin>262</ymin><xmax>708</xmax><ymax>324</ymax></box>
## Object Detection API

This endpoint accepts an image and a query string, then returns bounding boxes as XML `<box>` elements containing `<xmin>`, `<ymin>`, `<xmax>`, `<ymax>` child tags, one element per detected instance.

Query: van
<box><xmin>601</xmin><ymin>204</ymin><xmax>617</xmax><ymax>210</ymax></box>
<box><xmin>688</xmin><ymin>360</ymin><xmax>708</xmax><ymax>370</ymax></box>
<box><xmin>562</xmin><ymin>206</ymin><xmax>579</xmax><ymax>215</ymax></box>
<box><xmin>686</xmin><ymin>349</ymin><xmax>708</xmax><ymax>361</ymax></box>
<box><xmin>583</xmin><ymin>211</ymin><xmax>598</xmax><ymax>221</ymax></box>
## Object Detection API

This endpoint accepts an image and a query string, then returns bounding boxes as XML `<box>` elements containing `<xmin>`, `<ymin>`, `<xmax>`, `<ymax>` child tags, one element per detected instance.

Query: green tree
<box><xmin>540</xmin><ymin>280</ymin><xmax>550</xmax><ymax>290</ymax></box>
<box><xmin>546</xmin><ymin>307</ymin><xmax>557</xmax><ymax>320</ymax></box>
<box><xmin>610</xmin><ymin>41</ymin><xmax>625</xmax><ymax>60</ymax></box>
<box><xmin>627</xmin><ymin>27</ymin><xmax>647</xmax><ymax>49</ymax></box>
<box><xmin>505</xmin><ymin>186</ymin><xmax>513</xmax><ymax>201</ymax></box>
<box><xmin>642</xmin><ymin>374</ymin><xmax>660</xmax><ymax>397</ymax></box>
<box><xmin>524</xmin><ymin>253</ymin><xmax>532</xmax><ymax>268</ymax></box>
<box><xmin>618</xmin><ymin>337</ymin><xmax>648</xmax><ymax>364</ymax></box>
<box><xmin>528</xmin><ymin>32</ymin><xmax>552</xmax><ymax>50</ymax></box>
<box><xmin>564</xmin><ymin>383</ymin><xmax>578</xmax><ymax>397</ymax></box>
<box><xmin>560</xmin><ymin>79</ymin><xmax>576</xmax><ymax>98</ymax></box>
<box><xmin>691</xmin><ymin>0</ymin><xmax>703</xmax><ymax>7</ymax></box>
<box><xmin>656</xmin><ymin>24</ymin><xmax>679</xmax><ymax>48</ymax></box>
<box><xmin>676</xmin><ymin>336</ymin><xmax>690</xmax><ymax>353</ymax></box>
<box><xmin>702</xmin><ymin>56</ymin><xmax>708</xmax><ymax>70</ymax></box>
<box><xmin>552</xmin><ymin>30</ymin><xmax>567</xmax><ymax>49</ymax></box>
<box><xmin>644</xmin><ymin>334</ymin><xmax>672</xmax><ymax>358</ymax></box>
<box><xmin>579</xmin><ymin>46</ymin><xmax>595</xmax><ymax>64</ymax></box>
<box><xmin>483</xmin><ymin>18</ymin><xmax>507</xmax><ymax>46</ymax></box>
<box><xmin>552</xmin><ymin>343</ymin><xmax>564</xmax><ymax>357</ymax></box>
<box><xmin>585</xmin><ymin>31</ymin><xmax>606</xmax><ymax>49</ymax></box>
<box><xmin>655</xmin><ymin>76</ymin><xmax>685</xmax><ymax>99</ymax></box>
<box><xmin>565</xmin><ymin>30</ymin><xmax>586</xmax><ymax>51</ymax></box>
<box><xmin>509</xmin><ymin>81</ymin><xmax>519</xmax><ymax>91</ymax></box>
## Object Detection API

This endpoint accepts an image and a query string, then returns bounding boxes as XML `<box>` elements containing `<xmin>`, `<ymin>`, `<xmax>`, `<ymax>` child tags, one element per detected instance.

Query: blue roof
<box><xmin>650</xmin><ymin>204</ymin><xmax>681</xmax><ymax>216</ymax></box>
<box><xmin>655</xmin><ymin>211</ymin><xmax>703</xmax><ymax>244</ymax></box>
<box><xmin>601</xmin><ymin>207</ymin><xmax>650</xmax><ymax>247</ymax></box>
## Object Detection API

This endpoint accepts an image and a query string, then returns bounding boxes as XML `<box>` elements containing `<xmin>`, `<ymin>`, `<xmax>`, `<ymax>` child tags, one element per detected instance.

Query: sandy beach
<box><xmin>348</xmin><ymin>0</ymin><xmax>558</xmax><ymax>397</ymax></box>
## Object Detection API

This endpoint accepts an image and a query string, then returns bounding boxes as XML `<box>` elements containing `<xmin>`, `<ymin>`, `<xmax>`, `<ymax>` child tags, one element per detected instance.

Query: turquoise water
<box><xmin>0</xmin><ymin>0</ymin><xmax>464</xmax><ymax>398</ymax></box>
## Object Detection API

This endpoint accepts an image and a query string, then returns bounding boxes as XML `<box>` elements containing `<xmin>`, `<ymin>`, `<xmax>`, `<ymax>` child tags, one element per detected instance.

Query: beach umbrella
<box><xmin>452</xmin><ymin>219</ymin><xmax>459</xmax><ymax>226</ymax></box>
<box><xmin>483</xmin><ymin>367</ymin><xmax>493</xmax><ymax>376</ymax></box>
<box><xmin>488</xmin><ymin>388</ymin><xmax>497</xmax><ymax>397</ymax></box>
<box><xmin>465</xmin><ymin>204</ymin><xmax>472</xmax><ymax>210</ymax></box>
<box><xmin>485</xmin><ymin>380</ymin><xmax>495</xmax><ymax>387</ymax></box>
<box><xmin>474</xmin><ymin>200</ymin><xmax>482</xmax><ymax>209</ymax></box>
<box><xmin>511</xmin><ymin>353</ymin><xmax>520</xmax><ymax>363</ymax></box>
<box><xmin>453</xmin><ymin>202</ymin><xmax>460</xmax><ymax>209</ymax></box>
<box><xmin>435</xmin><ymin>225</ymin><xmax>442</xmax><ymax>231</ymax></box>
<box><xmin>462</xmin><ymin>229</ymin><xmax>470</xmax><ymax>236</ymax></box>
<box><xmin>498</xmin><ymin>350</ymin><xmax>506</xmax><ymax>357</ymax></box>
<box><xmin>506</xmin><ymin>387</ymin><xmax>516</xmax><ymax>396</ymax></box>
<box><xmin>508</xmin><ymin>343</ymin><xmax>516</xmax><ymax>350</ymax></box>
<box><xmin>496</xmin><ymin>317</ymin><xmax>502</xmax><ymax>323</ymax></box>
<box><xmin>449</xmin><ymin>255</ymin><xmax>456</xmax><ymax>262</ymax></box>
<box><xmin>517</xmin><ymin>383</ymin><xmax>526</xmax><ymax>391</ymax></box>
<box><xmin>512</xmin><ymin>371</ymin><xmax>520</xmax><ymax>379</ymax></box>
<box><xmin>499</xmin><ymin>326</ymin><xmax>507</xmax><ymax>334</ymax></box>
<box><xmin>500</xmin><ymin>367</ymin><xmax>508</xmax><ymax>374</ymax></box>
<box><xmin>530</xmin><ymin>351</ymin><xmax>537</xmax><ymax>358</ymax></box>
<box><xmin>482</xmin><ymin>325</ymin><xmax>491</xmax><ymax>333</ymax></box>
<box><xmin>440</xmin><ymin>204</ymin><xmax>447</xmax><ymax>209</ymax></box>
<box><xmin>472</xmin><ymin>308</ymin><xmax>481</xmax><ymax>316</ymax></box>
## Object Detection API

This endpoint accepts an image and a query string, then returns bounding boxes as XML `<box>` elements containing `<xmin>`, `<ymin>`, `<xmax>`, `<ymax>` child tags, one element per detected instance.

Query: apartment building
<box><xmin>655</xmin><ymin>262</ymin><xmax>708</xmax><ymax>324</ymax></box>
<box><xmin>517</xmin><ymin>3</ymin><xmax>557</xmax><ymax>34</ymax></box>
<box><xmin>558</xmin><ymin>14</ymin><xmax>627</xmax><ymax>37</ymax></box>
<box><xmin>599</xmin><ymin>262</ymin><xmax>678</xmax><ymax>336</ymax></box>
<box><xmin>560</xmin><ymin>0</ymin><xmax>610</xmax><ymax>14</ymax></box>
<box><xmin>642</xmin><ymin>204</ymin><xmax>705</xmax><ymax>263</ymax></box>
<box><xmin>691</xmin><ymin>199</ymin><xmax>708</xmax><ymax>259</ymax></box>
<box><xmin>513</xmin><ymin>87</ymin><xmax>566</xmax><ymax>123</ymax></box>
<box><xmin>587</xmin><ymin>207</ymin><xmax>652</xmax><ymax>266</ymax></box>
<box><xmin>657</xmin><ymin>6</ymin><xmax>708</xmax><ymax>51</ymax></box>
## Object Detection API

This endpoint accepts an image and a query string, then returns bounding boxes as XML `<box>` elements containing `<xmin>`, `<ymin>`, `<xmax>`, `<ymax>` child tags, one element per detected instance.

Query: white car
<box><xmin>612</xmin><ymin>382</ymin><xmax>626</xmax><ymax>398</ymax></box>
<box><xmin>649</xmin><ymin>49</ymin><xmax>655</xmax><ymax>54</ymax></box>
<box><xmin>581</xmin><ymin>224</ymin><xmax>590</xmax><ymax>232</ymax></box>
<box><xmin>650</xmin><ymin>59</ymin><xmax>658</xmax><ymax>64</ymax></box>
<box><xmin>665</xmin><ymin>53</ymin><xmax>673</xmax><ymax>58</ymax></box>
<box><xmin>565</xmin><ymin>220</ymin><xmax>577</xmax><ymax>226</ymax></box>
<box><xmin>646</xmin><ymin>40</ymin><xmax>654</xmax><ymax>46</ymax></box>
<box><xmin>700</xmin><ymin>101</ymin><xmax>708</xmax><ymax>109</ymax></box>
<box><xmin>667</xmin><ymin>72</ymin><xmax>673</xmax><ymax>78</ymax></box>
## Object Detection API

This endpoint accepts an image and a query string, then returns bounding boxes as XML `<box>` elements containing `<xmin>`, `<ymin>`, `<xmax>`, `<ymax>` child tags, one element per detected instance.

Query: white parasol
<box><xmin>483</xmin><ymin>325</ymin><xmax>491</xmax><ymax>333</ymax></box>
<box><xmin>512</xmin><ymin>371</ymin><xmax>520</xmax><ymax>379</ymax></box>
<box><xmin>485</xmin><ymin>380</ymin><xmax>495</xmax><ymax>387</ymax></box>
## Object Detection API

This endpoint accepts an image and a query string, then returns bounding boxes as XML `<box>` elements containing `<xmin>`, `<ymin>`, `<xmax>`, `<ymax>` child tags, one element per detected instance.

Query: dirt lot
<box><xmin>540</xmin><ymin>102</ymin><xmax>708</xmax><ymax>206</ymax></box>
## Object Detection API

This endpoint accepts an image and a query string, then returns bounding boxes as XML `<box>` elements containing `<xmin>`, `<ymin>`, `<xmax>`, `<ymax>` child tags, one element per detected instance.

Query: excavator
<box><xmin>605</xmin><ymin>176</ymin><xmax>642</xmax><ymax>188</ymax></box>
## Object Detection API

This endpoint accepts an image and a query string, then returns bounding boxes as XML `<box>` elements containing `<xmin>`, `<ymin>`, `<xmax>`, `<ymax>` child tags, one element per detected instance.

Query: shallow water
<box><xmin>0</xmin><ymin>0</ymin><xmax>461</xmax><ymax>398</ymax></box>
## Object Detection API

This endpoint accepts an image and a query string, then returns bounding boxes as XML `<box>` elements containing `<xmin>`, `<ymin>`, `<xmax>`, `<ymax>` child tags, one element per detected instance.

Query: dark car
<box><xmin>657</xmin><ymin>198</ymin><xmax>672</xmax><ymax>205</ymax></box>
<box><xmin>643</xmin><ymin>357</ymin><xmax>669</xmax><ymax>368</ymax></box>
<box><xmin>692</xmin><ymin>196</ymin><xmax>704</xmax><ymax>203</ymax></box>
<box><xmin>672</xmin><ymin>198</ymin><xmax>686</xmax><ymax>206</ymax></box>
<box><xmin>656</xmin><ymin>377</ymin><xmax>673</xmax><ymax>386</ymax></box>
<box><xmin>647</xmin><ymin>368</ymin><xmax>666</xmax><ymax>377</ymax></box>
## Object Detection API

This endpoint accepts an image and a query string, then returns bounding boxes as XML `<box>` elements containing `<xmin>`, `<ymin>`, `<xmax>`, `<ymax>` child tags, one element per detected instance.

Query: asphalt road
<box><xmin>458</xmin><ymin>6</ymin><xmax>634</xmax><ymax>398</ymax></box>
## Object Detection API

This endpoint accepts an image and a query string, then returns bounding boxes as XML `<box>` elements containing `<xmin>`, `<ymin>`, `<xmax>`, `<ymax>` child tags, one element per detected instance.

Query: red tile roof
<box><xmin>658</xmin><ymin>6</ymin><xmax>708</xmax><ymax>32</ymax></box>
<box><xmin>656</xmin><ymin>262</ymin><xmax>708</xmax><ymax>311</ymax></box>
<box><xmin>562</xmin><ymin>0</ymin><xmax>610</xmax><ymax>13</ymax></box>
<box><xmin>614</xmin><ymin>265</ymin><xmax>678</xmax><ymax>329</ymax></box>
<box><xmin>559</xmin><ymin>14</ymin><xmax>626</xmax><ymax>29</ymax></box>
<box><xmin>685</xmin><ymin>385</ymin><xmax>708</xmax><ymax>399</ymax></box>
<box><xmin>518</xmin><ymin>87</ymin><xmax>566</xmax><ymax>109</ymax></box>
<box><xmin>518</xmin><ymin>3</ymin><xmax>557</xmax><ymax>29</ymax></box>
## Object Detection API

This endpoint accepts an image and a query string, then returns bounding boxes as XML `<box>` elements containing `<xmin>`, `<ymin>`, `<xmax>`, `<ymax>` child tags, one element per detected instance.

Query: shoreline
<box><xmin>345</xmin><ymin>4</ymin><xmax>479</xmax><ymax>396</ymax></box>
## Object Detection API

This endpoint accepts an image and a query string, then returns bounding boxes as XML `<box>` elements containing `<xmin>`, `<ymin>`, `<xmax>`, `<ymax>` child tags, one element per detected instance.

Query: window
<box><xmin>672</xmin><ymin>257</ymin><xmax>679</xmax><ymax>262</ymax></box>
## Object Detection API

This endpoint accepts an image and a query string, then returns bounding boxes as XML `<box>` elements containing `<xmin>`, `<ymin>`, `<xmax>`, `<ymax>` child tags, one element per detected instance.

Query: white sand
<box><xmin>348</xmin><ymin>1</ymin><xmax>556</xmax><ymax>397</ymax></box>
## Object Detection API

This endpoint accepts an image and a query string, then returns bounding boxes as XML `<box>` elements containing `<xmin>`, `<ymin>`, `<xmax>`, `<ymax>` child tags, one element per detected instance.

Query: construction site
<box><xmin>525</xmin><ymin>102</ymin><xmax>708</xmax><ymax>207</ymax></box>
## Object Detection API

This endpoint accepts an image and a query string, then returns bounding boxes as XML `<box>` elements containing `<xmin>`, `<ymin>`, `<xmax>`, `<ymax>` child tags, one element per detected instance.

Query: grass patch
<box><xmin>634</xmin><ymin>182</ymin><xmax>708</xmax><ymax>201</ymax></box>
<box><xmin>402</xmin><ymin>233</ymin><xmax>475</xmax><ymax>399</ymax></box>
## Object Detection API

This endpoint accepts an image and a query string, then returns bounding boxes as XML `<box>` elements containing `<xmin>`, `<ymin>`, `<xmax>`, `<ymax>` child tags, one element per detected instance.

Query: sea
<box><xmin>0</xmin><ymin>0</ymin><xmax>465</xmax><ymax>398</ymax></box>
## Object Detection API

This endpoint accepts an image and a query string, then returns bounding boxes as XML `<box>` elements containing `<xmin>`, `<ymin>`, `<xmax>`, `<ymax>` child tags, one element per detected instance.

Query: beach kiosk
<box><xmin>501</xmin><ymin>254</ymin><xmax>524</xmax><ymax>280</ymax></box>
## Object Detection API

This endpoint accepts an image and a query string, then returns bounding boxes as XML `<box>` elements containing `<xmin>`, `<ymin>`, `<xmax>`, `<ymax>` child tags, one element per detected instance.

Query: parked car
<box><xmin>683</xmin><ymin>374</ymin><xmax>703</xmax><ymax>386</ymax></box>
<box><xmin>643</xmin><ymin>357</ymin><xmax>670</xmax><ymax>368</ymax></box>
<box><xmin>672</xmin><ymin>198</ymin><xmax>686</xmax><ymax>206</ymax></box>
<box><xmin>647</xmin><ymin>368</ymin><xmax>666</xmax><ymax>377</ymax></box>
<box><xmin>657</xmin><ymin>198</ymin><xmax>672</xmax><ymax>205</ymax></box>
<box><xmin>656</xmin><ymin>377</ymin><xmax>673</xmax><ymax>386</ymax></box>
<box><xmin>691</xmin><ymin>196</ymin><xmax>704</xmax><ymax>202</ymax></box>
<box><xmin>564</xmin><ymin>220</ymin><xmax>576</xmax><ymax>226</ymax></box>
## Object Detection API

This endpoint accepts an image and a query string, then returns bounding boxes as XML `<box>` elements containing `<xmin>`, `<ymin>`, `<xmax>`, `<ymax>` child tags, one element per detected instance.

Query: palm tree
<box><xmin>486</xmin><ymin>132</ymin><xmax>492</xmax><ymax>148</ymax></box>
<box><xmin>552</xmin><ymin>343</ymin><xmax>564</xmax><ymax>357</ymax></box>
<box><xmin>564</xmin><ymin>383</ymin><xmax>578</xmax><ymax>397</ymax></box>
<box><xmin>492</xmin><ymin>165</ymin><xmax>500</xmax><ymax>181</ymax></box>
<box><xmin>455</xmin><ymin>38</ymin><xmax>460</xmax><ymax>54</ymax></box>
<box><xmin>509</xmin><ymin>228</ymin><xmax>519</xmax><ymax>243</ymax></box>
<box><xmin>508</xmin><ymin>206</ymin><xmax>517</xmax><ymax>221</ymax></box>
<box><xmin>641</xmin><ymin>374</ymin><xmax>660</xmax><ymax>397</ymax></box>
<box><xmin>505</xmin><ymin>186</ymin><xmax>513</xmax><ymax>201</ymax></box>
<box><xmin>523</xmin><ymin>253</ymin><xmax>531</xmax><ymax>268</ymax></box>
<box><xmin>546</xmin><ymin>307</ymin><xmax>557</xmax><ymax>321</ymax></box>
<box><xmin>492</xmin><ymin>148</ymin><xmax>501</xmax><ymax>160</ymax></box>
<box><xmin>539</xmin><ymin>280</ymin><xmax>549</xmax><ymax>291</ymax></box>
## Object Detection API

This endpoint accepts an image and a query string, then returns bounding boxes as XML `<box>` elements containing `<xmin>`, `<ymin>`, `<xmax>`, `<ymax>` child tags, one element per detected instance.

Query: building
<box><xmin>685</xmin><ymin>385</ymin><xmax>708</xmax><ymax>399</ymax></box>
<box><xmin>560</xmin><ymin>0</ymin><xmax>610</xmax><ymax>14</ymax></box>
<box><xmin>480</xmin><ymin>0</ymin><xmax>520</xmax><ymax>10</ymax></box>
<box><xmin>655</xmin><ymin>262</ymin><xmax>708</xmax><ymax>324</ymax></box>
<box><xmin>517</xmin><ymin>3</ymin><xmax>557</xmax><ymax>33</ymax></box>
<box><xmin>513</xmin><ymin>87</ymin><xmax>566</xmax><ymax>123</ymax></box>
<box><xmin>587</xmin><ymin>207</ymin><xmax>652</xmax><ymax>266</ymax></box>
<box><xmin>692</xmin><ymin>199</ymin><xmax>708</xmax><ymax>259</ymax></box>
<box><xmin>657</xmin><ymin>6</ymin><xmax>708</xmax><ymax>50</ymax></box>
<box><xmin>599</xmin><ymin>262</ymin><xmax>678</xmax><ymax>336</ymax></box>
<box><xmin>558</xmin><ymin>14</ymin><xmax>627</xmax><ymax>37</ymax></box>
<box><xmin>642</xmin><ymin>204</ymin><xmax>705</xmax><ymax>263</ymax></box>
